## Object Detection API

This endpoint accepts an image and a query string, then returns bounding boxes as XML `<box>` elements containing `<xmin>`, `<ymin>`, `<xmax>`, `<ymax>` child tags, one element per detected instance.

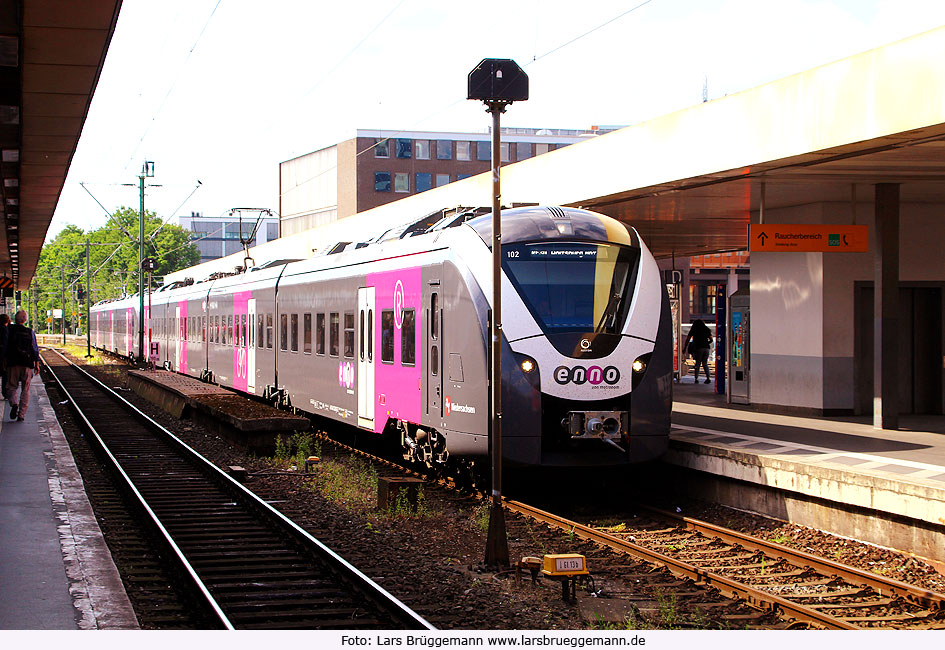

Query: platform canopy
<box><xmin>0</xmin><ymin>0</ymin><xmax>122</xmax><ymax>290</ymax></box>
<box><xmin>168</xmin><ymin>25</ymin><xmax>945</xmax><ymax>283</ymax></box>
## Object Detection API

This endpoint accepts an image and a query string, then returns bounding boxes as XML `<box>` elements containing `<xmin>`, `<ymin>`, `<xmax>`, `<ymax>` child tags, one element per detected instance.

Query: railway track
<box><xmin>507</xmin><ymin>501</ymin><xmax>945</xmax><ymax>630</ymax></box>
<box><xmin>41</xmin><ymin>349</ymin><xmax>433</xmax><ymax>631</ymax></box>
<box><xmin>309</xmin><ymin>435</ymin><xmax>945</xmax><ymax>629</ymax></box>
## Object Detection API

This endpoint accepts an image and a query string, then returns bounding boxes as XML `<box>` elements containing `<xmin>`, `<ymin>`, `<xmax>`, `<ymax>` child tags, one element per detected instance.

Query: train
<box><xmin>90</xmin><ymin>206</ymin><xmax>672</xmax><ymax>468</ymax></box>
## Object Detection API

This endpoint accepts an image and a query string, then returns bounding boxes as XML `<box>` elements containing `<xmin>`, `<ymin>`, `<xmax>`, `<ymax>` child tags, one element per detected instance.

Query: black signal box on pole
<box><xmin>468</xmin><ymin>58</ymin><xmax>528</xmax><ymax>102</ymax></box>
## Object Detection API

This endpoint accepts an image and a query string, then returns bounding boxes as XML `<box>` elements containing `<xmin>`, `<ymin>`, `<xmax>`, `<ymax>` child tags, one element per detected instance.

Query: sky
<box><xmin>48</xmin><ymin>0</ymin><xmax>945</xmax><ymax>241</ymax></box>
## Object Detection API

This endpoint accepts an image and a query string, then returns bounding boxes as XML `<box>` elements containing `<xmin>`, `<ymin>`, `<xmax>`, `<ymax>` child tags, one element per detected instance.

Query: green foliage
<box><xmin>309</xmin><ymin>457</ymin><xmax>378</xmax><ymax>511</ymax></box>
<box><xmin>28</xmin><ymin>207</ymin><xmax>200</xmax><ymax>334</ymax></box>
<box><xmin>387</xmin><ymin>485</ymin><xmax>429</xmax><ymax>518</ymax></box>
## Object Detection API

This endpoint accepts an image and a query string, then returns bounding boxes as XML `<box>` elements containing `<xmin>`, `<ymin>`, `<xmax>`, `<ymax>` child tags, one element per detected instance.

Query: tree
<box><xmin>30</xmin><ymin>207</ymin><xmax>200</xmax><ymax>333</ymax></box>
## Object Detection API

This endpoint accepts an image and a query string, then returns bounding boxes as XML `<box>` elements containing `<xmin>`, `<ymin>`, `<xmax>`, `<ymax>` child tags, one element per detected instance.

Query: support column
<box><xmin>874</xmin><ymin>183</ymin><xmax>899</xmax><ymax>430</ymax></box>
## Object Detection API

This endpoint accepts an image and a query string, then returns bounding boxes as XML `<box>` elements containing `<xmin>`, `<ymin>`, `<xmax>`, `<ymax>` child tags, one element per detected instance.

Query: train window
<box><xmin>202</xmin><ymin>316</ymin><xmax>206</xmax><ymax>342</ymax></box>
<box><xmin>329</xmin><ymin>312</ymin><xmax>339</xmax><ymax>357</ymax></box>
<box><xmin>291</xmin><ymin>314</ymin><xmax>299</xmax><ymax>352</ymax></box>
<box><xmin>343</xmin><ymin>312</ymin><xmax>354</xmax><ymax>358</ymax></box>
<box><xmin>368</xmin><ymin>310</ymin><xmax>373</xmax><ymax>361</ymax></box>
<box><xmin>401</xmin><ymin>309</ymin><xmax>415</xmax><ymax>366</ymax></box>
<box><xmin>381</xmin><ymin>310</ymin><xmax>394</xmax><ymax>363</ymax></box>
<box><xmin>303</xmin><ymin>314</ymin><xmax>312</xmax><ymax>354</ymax></box>
<box><xmin>431</xmin><ymin>345</ymin><xmax>438</xmax><ymax>376</ymax></box>
<box><xmin>431</xmin><ymin>293</ymin><xmax>439</xmax><ymax>340</ymax></box>
<box><xmin>280</xmin><ymin>314</ymin><xmax>288</xmax><ymax>351</ymax></box>
<box><xmin>257</xmin><ymin>314</ymin><xmax>264</xmax><ymax>348</ymax></box>
<box><xmin>228</xmin><ymin>315</ymin><xmax>233</xmax><ymax>345</ymax></box>
<box><xmin>266</xmin><ymin>313</ymin><xmax>273</xmax><ymax>349</ymax></box>
<box><xmin>241</xmin><ymin>314</ymin><xmax>247</xmax><ymax>347</ymax></box>
<box><xmin>316</xmin><ymin>313</ymin><xmax>325</xmax><ymax>355</ymax></box>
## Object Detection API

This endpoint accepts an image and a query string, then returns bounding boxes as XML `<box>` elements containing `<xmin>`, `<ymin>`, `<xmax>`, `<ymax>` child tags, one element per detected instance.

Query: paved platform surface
<box><xmin>667</xmin><ymin>374</ymin><xmax>945</xmax><ymax>560</ymax></box>
<box><xmin>0</xmin><ymin>376</ymin><xmax>138</xmax><ymax>630</ymax></box>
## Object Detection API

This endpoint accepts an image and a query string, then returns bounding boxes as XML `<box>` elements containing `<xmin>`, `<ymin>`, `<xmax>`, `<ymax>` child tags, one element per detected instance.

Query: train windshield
<box><xmin>503</xmin><ymin>242</ymin><xmax>640</xmax><ymax>334</ymax></box>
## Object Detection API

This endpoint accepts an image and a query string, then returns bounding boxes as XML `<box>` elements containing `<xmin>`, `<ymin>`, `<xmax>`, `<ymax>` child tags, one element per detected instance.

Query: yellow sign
<box><xmin>749</xmin><ymin>224</ymin><xmax>868</xmax><ymax>252</ymax></box>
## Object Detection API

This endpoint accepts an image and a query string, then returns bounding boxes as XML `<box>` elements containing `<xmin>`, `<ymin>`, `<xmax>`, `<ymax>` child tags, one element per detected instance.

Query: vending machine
<box><xmin>728</xmin><ymin>288</ymin><xmax>750</xmax><ymax>404</ymax></box>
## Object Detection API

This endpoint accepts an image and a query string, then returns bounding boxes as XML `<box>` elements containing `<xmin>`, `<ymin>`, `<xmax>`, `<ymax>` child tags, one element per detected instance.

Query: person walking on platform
<box><xmin>6</xmin><ymin>310</ymin><xmax>39</xmax><ymax>421</ymax></box>
<box><xmin>0</xmin><ymin>313</ymin><xmax>9</xmax><ymax>399</ymax></box>
<box><xmin>683</xmin><ymin>318</ymin><xmax>713</xmax><ymax>384</ymax></box>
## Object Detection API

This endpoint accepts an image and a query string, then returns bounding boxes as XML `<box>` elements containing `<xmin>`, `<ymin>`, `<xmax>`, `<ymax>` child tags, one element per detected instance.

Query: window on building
<box><xmin>316</xmin><ymin>313</ymin><xmax>325</xmax><ymax>355</ymax></box>
<box><xmin>415</xmin><ymin>140</ymin><xmax>430</xmax><ymax>159</ymax></box>
<box><xmin>401</xmin><ymin>309</ymin><xmax>415</xmax><ymax>366</ymax></box>
<box><xmin>344</xmin><ymin>312</ymin><xmax>355</xmax><ymax>358</ymax></box>
<box><xmin>500</xmin><ymin>142</ymin><xmax>511</xmax><ymax>162</ymax></box>
<box><xmin>396</xmin><ymin>138</ymin><xmax>412</xmax><ymax>158</ymax></box>
<box><xmin>280</xmin><ymin>314</ymin><xmax>288</xmax><ymax>351</ymax></box>
<box><xmin>535</xmin><ymin>143</ymin><xmax>550</xmax><ymax>155</ymax></box>
<box><xmin>436</xmin><ymin>140</ymin><xmax>452</xmax><ymax>160</ymax></box>
<box><xmin>303</xmin><ymin>313</ymin><xmax>312</xmax><ymax>354</ymax></box>
<box><xmin>477</xmin><ymin>141</ymin><xmax>491</xmax><ymax>161</ymax></box>
<box><xmin>381</xmin><ymin>310</ymin><xmax>394</xmax><ymax>363</ymax></box>
<box><xmin>374</xmin><ymin>138</ymin><xmax>389</xmax><ymax>157</ymax></box>
<box><xmin>435</xmin><ymin>173</ymin><xmax>449</xmax><ymax>188</ymax></box>
<box><xmin>291</xmin><ymin>313</ymin><xmax>299</xmax><ymax>352</ymax></box>
<box><xmin>329</xmin><ymin>312</ymin><xmax>339</xmax><ymax>356</ymax></box>
<box><xmin>456</xmin><ymin>141</ymin><xmax>471</xmax><ymax>161</ymax></box>
<box><xmin>375</xmin><ymin>171</ymin><xmax>391</xmax><ymax>192</ymax></box>
<box><xmin>457</xmin><ymin>173</ymin><xmax>472</xmax><ymax>181</ymax></box>
<box><xmin>394</xmin><ymin>172</ymin><xmax>409</xmax><ymax>193</ymax></box>
<box><xmin>690</xmin><ymin>283</ymin><xmax>719</xmax><ymax>316</ymax></box>
<box><xmin>516</xmin><ymin>142</ymin><xmax>532</xmax><ymax>161</ymax></box>
<box><xmin>416</xmin><ymin>172</ymin><xmax>432</xmax><ymax>193</ymax></box>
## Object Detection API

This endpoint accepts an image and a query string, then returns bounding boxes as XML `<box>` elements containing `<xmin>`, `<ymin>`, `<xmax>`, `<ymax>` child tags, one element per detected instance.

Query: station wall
<box><xmin>751</xmin><ymin>200</ymin><xmax>945</xmax><ymax>414</ymax></box>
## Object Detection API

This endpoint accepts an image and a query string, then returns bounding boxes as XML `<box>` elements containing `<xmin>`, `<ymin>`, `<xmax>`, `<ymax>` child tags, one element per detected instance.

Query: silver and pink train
<box><xmin>91</xmin><ymin>206</ymin><xmax>672</xmax><ymax>467</ymax></box>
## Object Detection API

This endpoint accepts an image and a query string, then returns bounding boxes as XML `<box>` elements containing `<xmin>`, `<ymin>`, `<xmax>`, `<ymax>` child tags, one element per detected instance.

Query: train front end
<box><xmin>468</xmin><ymin>206</ymin><xmax>672</xmax><ymax>466</ymax></box>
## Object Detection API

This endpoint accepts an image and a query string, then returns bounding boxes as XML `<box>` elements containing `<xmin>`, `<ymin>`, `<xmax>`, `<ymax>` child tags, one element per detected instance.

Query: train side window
<box><xmin>257</xmin><ymin>314</ymin><xmax>264</xmax><ymax>348</ymax></box>
<box><xmin>280</xmin><ymin>314</ymin><xmax>288</xmax><ymax>351</ymax></box>
<box><xmin>228</xmin><ymin>315</ymin><xmax>233</xmax><ymax>346</ymax></box>
<box><xmin>241</xmin><ymin>314</ymin><xmax>247</xmax><ymax>347</ymax></box>
<box><xmin>316</xmin><ymin>313</ymin><xmax>325</xmax><ymax>355</ymax></box>
<box><xmin>431</xmin><ymin>293</ymin><xmax>438</xmax><ymax>340</ymax></box>
<box><xmin>401</xmin><ymin>309</ymin><xmax>415</xmax><ymax>366</ymax></box>
<box><xmin>202</xmin><ymin>316</ymin><xmax>206</xmax><ymax>343</ymax></box>
<box><xmin>303</xmin><ymin>314</ymin><xmax>312</xmax><ymax>354</ymax></box>
<box><xmin>431</xmin><ymin>345</ymin><xmax>438</xmax><ymax>376</ymax></box>
<box><xmin>343</xmin><ymin>312</ymin><xmax>354</xmax><ymax>358</ymax></box>
<box><xmin>291</xmin><ymin>314</ymin><xmax>299</xmax><ymax>352</ymax></box>
<box><xmin>266</xmin><ymin>313</ymin><xmax>273</xmax><ymax>349</ymax></box>
<box><xmin>329</xmin><ymin>312</ymin><xmax>339</xmax><ymax>357</ymax></box>
<box><xmin>381</xmin><ymin>310</ymin><xmax>394</xmax><ymax>363</ymax></box>
<box><xmin>368</xmin><ymin>309</ymin><xmax>373</xmax><ymax>361</ymax></box>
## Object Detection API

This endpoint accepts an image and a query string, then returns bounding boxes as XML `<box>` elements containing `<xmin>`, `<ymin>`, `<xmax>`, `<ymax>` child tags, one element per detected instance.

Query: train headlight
<box><xmin>631</xmin><ymin>353</ymin><xmax>652</xmax><ymax>389</ymax></box>
<box><xmin>521</xmin><ymin>359</ymin><xmax>536</xmax><ymax>373</ymax></box>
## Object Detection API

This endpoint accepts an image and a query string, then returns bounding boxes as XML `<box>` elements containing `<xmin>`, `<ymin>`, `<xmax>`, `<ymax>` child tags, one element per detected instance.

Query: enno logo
<box><xmin>554</xmin><ymin>365</ymin><xmax>620</xmax><ymax>386</ymax></box>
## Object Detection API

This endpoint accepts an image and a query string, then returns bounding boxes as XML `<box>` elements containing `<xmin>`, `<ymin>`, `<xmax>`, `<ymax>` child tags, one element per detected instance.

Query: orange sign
<box><xmin>749</xmin><ymin>224</ymin><xmax>868</xmax><ymax>252</ymax></box>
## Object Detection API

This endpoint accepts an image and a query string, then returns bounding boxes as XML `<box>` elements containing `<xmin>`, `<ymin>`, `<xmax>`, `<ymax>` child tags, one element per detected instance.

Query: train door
<box><xmin>357</xmin><ymin>287</ymin><xmax>375</xmax><ymax>428</ymax></box>
<box><xmin>248</xmin><ymin>299</ymin><xmax>257</xmax><ymax>394</ymax></box>
<box><xmin>427</xmin><ymin>284</ymin><xmax>443</xmax><ymax>417</ymax></box>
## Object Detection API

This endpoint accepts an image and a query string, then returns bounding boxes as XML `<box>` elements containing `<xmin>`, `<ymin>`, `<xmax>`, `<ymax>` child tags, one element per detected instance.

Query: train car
<box><xmin>91</xmin><ymin>206</ymin><xmax>672</xmax><ymax>467</ymax></box>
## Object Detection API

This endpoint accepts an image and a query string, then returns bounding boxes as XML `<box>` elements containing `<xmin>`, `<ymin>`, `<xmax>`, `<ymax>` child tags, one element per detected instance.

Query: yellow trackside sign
<box><xmin>749</xmin><ymin>224</ymin><xmax>869</xmax><ymax>252</ymax></box>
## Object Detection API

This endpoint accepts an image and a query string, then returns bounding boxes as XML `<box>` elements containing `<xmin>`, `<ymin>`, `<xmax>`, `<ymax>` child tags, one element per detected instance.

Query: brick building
<box><xmin>278</xmin><ymin>127</ymin><xmax>612</xmax><ymax>236</ymax></box>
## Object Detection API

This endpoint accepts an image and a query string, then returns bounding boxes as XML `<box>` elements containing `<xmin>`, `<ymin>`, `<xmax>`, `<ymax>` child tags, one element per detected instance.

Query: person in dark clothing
<box><xmin>0</xmin><ymin>313</ymin><xmax>9</xmax><ymax>399</ymax></box>
<box><xmin>683</xmin><ymin>319</ymin><xmax>713</xmax><ymax>384</ymax></box>
<box><xmin>6</xmin><ymin>310</ymin><xmax>40</xmax><ymax>421</ymax></box>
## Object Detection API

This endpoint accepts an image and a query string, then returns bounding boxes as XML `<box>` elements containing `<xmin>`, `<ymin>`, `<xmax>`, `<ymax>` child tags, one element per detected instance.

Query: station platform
<box><xmin>0</xmin><ymin>375</ymin><xmax>138</xmax><ymax>630</ymax></box>
<box><xmin>666</xmin><ymin>374</ymin><xmax>945</xmax><ymax>564</ymax></box>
